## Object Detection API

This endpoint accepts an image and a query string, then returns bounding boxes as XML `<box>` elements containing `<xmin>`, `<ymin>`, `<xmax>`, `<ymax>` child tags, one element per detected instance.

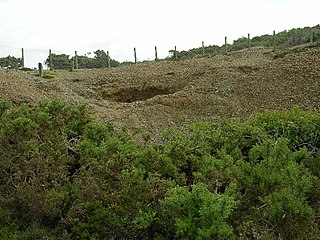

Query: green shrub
<box><xmin>0</xmin><ymin>100</ymin><xmax>319</xmax><ymax>239</ymax></box>
<box><xmin>42</xmin><ymin>74</ymin><xmax>55</xmax><ymax>79</ymax></box>
<box><xmin>160</xmin><ymin>183</ymin><xmax>236</xmax><ymax>240</ymax></box>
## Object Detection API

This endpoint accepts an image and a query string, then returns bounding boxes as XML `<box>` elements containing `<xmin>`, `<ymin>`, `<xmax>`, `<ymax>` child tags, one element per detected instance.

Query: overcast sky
<box><xmin>0</xmin><ymin>0</ymin><xmax>319</xmax><ymax>67</ymax></box>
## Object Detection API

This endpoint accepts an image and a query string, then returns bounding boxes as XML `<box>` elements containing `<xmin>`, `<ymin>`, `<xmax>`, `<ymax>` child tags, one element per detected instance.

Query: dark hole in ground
<box><xmin>99</xmin><ymin>85</ymin><xmax>181</xmax><ymax>103</ymax></box>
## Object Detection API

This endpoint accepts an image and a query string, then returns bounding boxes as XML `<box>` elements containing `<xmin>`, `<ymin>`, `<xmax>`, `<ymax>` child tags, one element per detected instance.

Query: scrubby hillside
<box><xmin>0</xmin><ymin>45</ymin><xmax>320</xmax><ymax>142</ymax></box>
<box><xmin>0</xmin><ymin>43</ymin><xmax>320</xmax><ymax>239</ymax></box>
<box><xmin>1</xmin><ymin>44</ymin><xmax>319</xmax><ymax>141</ymax></box>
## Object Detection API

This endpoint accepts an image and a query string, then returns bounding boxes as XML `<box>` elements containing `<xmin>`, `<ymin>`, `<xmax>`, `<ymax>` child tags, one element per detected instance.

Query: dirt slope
<box><xmin>1</xmin><ymin>46</ymin><xmax>320</xmax><ymax>141</ymax></box>
<box><xmin>0</xmin><ymin>69</ymin><xmax>46</xmax><ymax>104</ymax></box>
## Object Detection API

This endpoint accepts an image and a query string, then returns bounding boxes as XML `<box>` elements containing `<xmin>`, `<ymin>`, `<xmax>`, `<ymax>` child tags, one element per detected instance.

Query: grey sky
<box><xmin>0</xmin><ymin>0</ymin><xmax>318</xmax><ymax>67</ymax></box>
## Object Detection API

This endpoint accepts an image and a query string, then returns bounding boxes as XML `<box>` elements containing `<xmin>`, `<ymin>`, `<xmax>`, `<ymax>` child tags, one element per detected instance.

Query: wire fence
<box><xmin>0</xmin><ymin>27</ymin><xmax>319</xmax><ymax>70</ymax></box>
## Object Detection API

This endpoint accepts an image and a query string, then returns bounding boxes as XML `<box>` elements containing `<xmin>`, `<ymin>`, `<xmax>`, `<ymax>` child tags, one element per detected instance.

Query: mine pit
<box><xmin>98</xmin><ymin>85</ymin><xmax>181</xmax><ymax>103</ymax></box>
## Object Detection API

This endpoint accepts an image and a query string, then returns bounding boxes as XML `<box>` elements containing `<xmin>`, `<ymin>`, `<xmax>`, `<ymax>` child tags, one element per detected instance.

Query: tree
<box><xmin>45</xmin><ymin>50</ymin><xmax>120</xmax><ymax>70</ymax></box>
<box><xmin>89</xmin><ymin>49</ymin><xmax>120</xmax><ymax>68</ymax></box>
<box><xmin>45</xmin><ymin>54</ymin><xmax>72</xmax><ymax>70</ymax></box>
<box><xmin>0</xmin><ymin>55</ymin><xmax>22</xmax><ymax>69</ymax></box>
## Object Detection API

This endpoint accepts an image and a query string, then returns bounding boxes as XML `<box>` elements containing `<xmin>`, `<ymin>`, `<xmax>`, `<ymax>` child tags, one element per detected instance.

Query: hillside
<box><xmin>0</xmin><ymin>44</ymin><xmax>320</xmax><ymax>140</ymax></box>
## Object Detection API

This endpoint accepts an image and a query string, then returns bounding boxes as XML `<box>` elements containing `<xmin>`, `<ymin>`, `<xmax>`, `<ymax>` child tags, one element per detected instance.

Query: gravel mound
<box><xmin>0</xmin><ymin>69</ymin><xmax>46</xmax><ymax>104</ymax></box>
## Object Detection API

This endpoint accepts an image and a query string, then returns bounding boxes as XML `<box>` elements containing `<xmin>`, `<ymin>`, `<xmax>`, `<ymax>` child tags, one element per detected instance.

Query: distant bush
<box><xmin>20</xmin><ymin>67</ymin><xmax>34</xmax><ymax>71</ymax></box>
<box><xmin>42</xmin><ymin>74</ymin><xmax>55</xmax><ymax>79</ymax></box>
<box><xmin>119</xmin><ymin>61</ymin><xmax>136</xmax><ymax>66</ymax></box>
<box><xmin>0</xmin><ymin>100</ymin><xmax>319</xmax><ymax>239</ymax></box>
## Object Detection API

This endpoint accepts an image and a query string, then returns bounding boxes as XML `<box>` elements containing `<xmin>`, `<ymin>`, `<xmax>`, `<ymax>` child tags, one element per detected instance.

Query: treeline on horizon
<box><xmin>0</xmin><ymin>24</ymin><xmax>319</xmax><ymax>69</ymax></box>
<box><xmin>176</xmin><ymin>24</ymin><xmax>320</xmax><ymax>59</ymax></box>
<box><xmin>0</xmin><ymin>99</ymin><xmax>319</xmax><ymax>239</ymax></box>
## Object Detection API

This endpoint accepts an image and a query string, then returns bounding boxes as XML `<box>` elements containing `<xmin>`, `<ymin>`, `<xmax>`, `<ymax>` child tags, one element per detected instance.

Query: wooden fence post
<box><xmin>107</xmin><ymin>51</ymin><xmax>111</xmax><ymax>68</ymax></box>
<box><xmin>134</xmin><ymin>47</ymin><xmax>137</xmax><ymax>64</ymax></box>
<box><xmin>273</xmin><ymin>30</ymin><xmax>276</xmax><ymax>52</ymax></box>
<box><xmin>155</xmin><ymin>46</ymin><xmax>158</xmax><ymax>61</ymax></box>
<box><xmin>21</xmin><ymin>48</ymin><xmax>25</xmax><ymax>68</ymax></box>
<box><xmin>174</xmin><ymin>46</ymin><xmax>177</xmax><ymax>60</ymax></box>
<box><xmin>71</xmin><ymin>58</ymin><xmax>74</xmax><ymax>71</ymax></box>
<box><xmin>75</xmin><ymin>51</ymin><xmax>79</xmax><ymax>69</ymax></box>
<box><xmin>38</xmin><ymin>63</ymin><xmax>43</xmax><ymax>77</ymax></box>
<box><xmin>248</xmin><ymin>33</ymin><xmax>251</xmax><ymax>49</ymax></box>
<box><xmin>202</xmin><ymin>41</ymin><xmax>205</xmax><ymax>55</ymax></box>
<box><xmin>225</xmin><ymin>36</ymin><xmax>228</xmax><ymax>55</ymax></box>
<box><xmin>49</xmin><ymin>49</ymin><xmax>53</xmax><ymax>70</ymax></box>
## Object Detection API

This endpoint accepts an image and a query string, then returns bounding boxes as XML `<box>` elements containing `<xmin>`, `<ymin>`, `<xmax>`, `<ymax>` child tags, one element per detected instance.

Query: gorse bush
<box><xmin>0</xmin><ymin>99</ymin><xmax>319</xmax><ymax>239</ymax></box>
<box><xmin>161</xmin><ymin>183</ymin><xmax>237</xmax><ymax>239</ymax></box>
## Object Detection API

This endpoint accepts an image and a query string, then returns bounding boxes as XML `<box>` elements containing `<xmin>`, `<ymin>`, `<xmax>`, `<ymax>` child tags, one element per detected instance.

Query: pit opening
<box><xmin>99</xmin><ymin>85</ymin><xmax>180</xmax><ymax>103</ymax></box>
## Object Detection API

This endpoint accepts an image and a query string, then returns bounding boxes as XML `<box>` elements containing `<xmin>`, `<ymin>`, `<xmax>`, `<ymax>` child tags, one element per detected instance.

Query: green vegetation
<box><xmin>45</xmin><ymin>50</ymin><xmax>120</xmax><ymax>70</ymax></box>
<box><xmin>42</xmin><ymin>74</ymin><xmax>55</xmax><ymax>79</ymax></box>
<box><xmin>20</xmin><ymin>67</ymin><xmax>35</xmax><ymax>72</ymax></box>
<box><xmin>45</xmin><ymin>53</ymin><xmax>71</xmax><ymax>70</ymax></box>
<box><xmin>0</xmin><ymin>55</ymin><xmax>23</xmax><ymax>69</ymax></box>
<box><xmin>0</xmin><ymin>100</ymin><xmax>319</xmax><ymax>239</ymax></box>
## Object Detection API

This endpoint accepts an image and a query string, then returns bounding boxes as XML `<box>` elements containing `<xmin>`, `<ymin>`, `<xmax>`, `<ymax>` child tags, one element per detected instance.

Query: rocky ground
<box><xmin>1</xmin><ymin>45</ymin><xmax>320</xmax><ymax>142</ymax></box>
